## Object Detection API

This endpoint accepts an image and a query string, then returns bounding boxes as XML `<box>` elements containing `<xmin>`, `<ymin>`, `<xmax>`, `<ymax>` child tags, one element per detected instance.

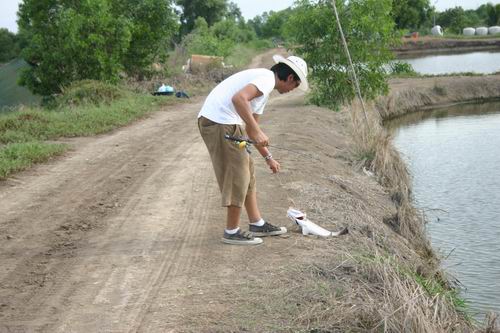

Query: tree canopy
<box><xmin>285</xmin><ymin>0</ymin><xmax>396</xmax><ymax>109</ymax></box>
<box><xmin>17</xmin><ymin>0</ymin><xmax>178</xmax><ymax>95</ymax></box>
<box><xmin>176</xmin><ymin>0</ymin><xmax>232</xmax><ymax>35</ymax></box>
<box><xmin>0</xmin><ymin>28</ymin><xmax>20</xmax><ymax>63</ymax></box>
<box><xmin>392</xmin><ymin>0</ymin><xmax>432</xmax><ymax>30</ymax></box>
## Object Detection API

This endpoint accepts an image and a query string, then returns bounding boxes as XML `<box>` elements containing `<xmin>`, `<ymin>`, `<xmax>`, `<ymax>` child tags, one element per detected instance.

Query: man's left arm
<box><xmin>253</xmin><ymin>114</ymin><xmax>280</xmax><ymax>174</ymax></box>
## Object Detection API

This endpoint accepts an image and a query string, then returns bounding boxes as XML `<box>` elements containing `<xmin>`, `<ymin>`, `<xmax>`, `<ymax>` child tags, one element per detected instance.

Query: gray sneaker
<box><xmin>249</xmin><ymin>221</ymin><xmax>287</xmax><ymax>237</ymax></box>
<box><xmin>222</xmin><ymin>229</ymin><xmax>263</xmax><ymax>245</ymax></box>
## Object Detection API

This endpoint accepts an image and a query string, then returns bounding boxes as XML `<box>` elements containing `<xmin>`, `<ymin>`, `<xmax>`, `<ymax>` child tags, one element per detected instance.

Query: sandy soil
<box><xmin>3</xmin><ymin>52</ymin><xmax>495</xmax><ymax>332</ymax></box>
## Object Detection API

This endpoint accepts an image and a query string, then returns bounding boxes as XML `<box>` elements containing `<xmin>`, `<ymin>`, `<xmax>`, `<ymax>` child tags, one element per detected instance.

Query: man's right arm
<box><xmin>231</xmin><ymin>84</ymin><xmax>269</xmax><ymax>147</ymax></box>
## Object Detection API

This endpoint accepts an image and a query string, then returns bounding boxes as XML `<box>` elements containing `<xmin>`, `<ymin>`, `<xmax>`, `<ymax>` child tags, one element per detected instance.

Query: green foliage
<box><xmin>212</xmin><ymin>19</ymin><xmax>256</xmax><ymax>43</ymax></box>
<box><xmin>17</xmin><ymin>0</ymin><xmax>178</xmax><ymax>96</ymax></box>
<box><xmin>0</xmin><ymin>28</ymin><xmax>21</xmax><ymax>63</ymax></box>
<box><xmin>51</xmin><ymin>80</ymin><xmax>127</xmax><ymax>108</ymax></box>
<box><xmin>181</xmin><ymin>16</ymin><xmax>260</xmax><ymax>58</ymax></box>
<box><xmin>0</xmin><ymin>90</ymin><xmax>170</xmax><ymax>145</ymax></box>
<box><xmin>110</xmin><ymin>0</ymin><xmax>179</xmax><ymax>78</ymax></box>
<box><xmin>285</xmin><ymin>0</ymin><xmax>396</xmax><ymax>110</ymax></box>
<box><xmin>182</xmin><ymin>18</ymin><xmax>235</xmax><ymax>57</ymax></box>
<box><xmin>0</xmin><ymin>142</ymin><xmax>66</xmax><ymax>179</ymax></box>
<box><xmin>248</xmin><ymin>9</ymin><xmax>293</xmax><ymax>40</ymax></box>
<box><xmin>437</xmin><ymin>7</ymin><xmax>479</xmax><ymax>34</ymax></box>
<box><xmin>0</xmin><ymin>83</ymin><xmax>178</xmax><ymax>178</ymax></box>
<box><xmin>176</xmin><ymin>0</ymin><xmax>229</xmax><ymax>35</ymax></box>
<box><xmin>18</xmin><ymin>0</ymin><xmax>131</xmax><ymax>95</ymax></box>
<box><xmin>392</xmin><ymin>0</ymin><xmax>432</xmax><ymax>30</ymax></box>
<box><xmin>485</xmin><ymin>3</ymin><xmax>500</xmax><ymax>26</ymax></box>
<box><xmin>390</xmin><ymin>61</ymin><xmax>417</xmax><ymax>77</ymax></box>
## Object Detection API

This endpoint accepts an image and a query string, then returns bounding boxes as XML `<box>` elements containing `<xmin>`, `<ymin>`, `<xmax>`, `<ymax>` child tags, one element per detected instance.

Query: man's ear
<box><xmin>286</xmin><ymin>74</ymin><xmax>295</xmax><ymax>83</ymax></box>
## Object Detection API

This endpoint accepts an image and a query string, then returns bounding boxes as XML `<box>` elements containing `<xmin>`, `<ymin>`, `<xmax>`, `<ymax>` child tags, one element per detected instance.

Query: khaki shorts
<box><xmin>198</xmin><ymin>116</ymin><xmax>256</xmax><ymax>207</ymax></box>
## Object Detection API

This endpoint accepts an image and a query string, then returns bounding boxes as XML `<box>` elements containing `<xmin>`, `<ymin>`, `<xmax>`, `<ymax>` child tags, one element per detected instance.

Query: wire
<box><xmin>331</xmin><ymin>0</ymin><xmax>371</xmax><ymax>131</ymax></box>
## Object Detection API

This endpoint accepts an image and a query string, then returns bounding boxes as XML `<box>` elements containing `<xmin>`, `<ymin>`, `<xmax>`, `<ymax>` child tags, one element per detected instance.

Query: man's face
<box><xmin>278</xmin><ymin>74</ymin><xmax>300</xmax><ymax>94</ymax></box>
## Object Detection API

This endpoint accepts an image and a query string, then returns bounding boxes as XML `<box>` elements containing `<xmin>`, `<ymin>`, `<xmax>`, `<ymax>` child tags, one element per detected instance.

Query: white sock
<box><xmin>249</xmin><ymin>218</ymin><xmax>265</xmax><ymax>227</ymax></box>
<box><xmin>225</xmin><ymin>227</ymin><xmax>239</xmax><ymax>234</ymax></box>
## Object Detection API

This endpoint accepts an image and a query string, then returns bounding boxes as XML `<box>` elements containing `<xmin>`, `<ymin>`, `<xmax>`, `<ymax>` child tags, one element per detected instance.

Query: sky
<box><xmin>1</xmin><ymin>0</ymin><xmax>499</xmax><ymax>33</ymax></box>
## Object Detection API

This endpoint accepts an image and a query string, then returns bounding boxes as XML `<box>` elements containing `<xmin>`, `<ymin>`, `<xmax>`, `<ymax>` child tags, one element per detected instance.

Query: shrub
<box><xmin>52</xmin><ymin>80</ymin><xmax>127</xmax><ymax>108</ymax></box>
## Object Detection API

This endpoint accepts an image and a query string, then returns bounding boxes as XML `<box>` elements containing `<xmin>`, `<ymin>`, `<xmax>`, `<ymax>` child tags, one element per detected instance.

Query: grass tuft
<box><xmin>0</xmin><ymin>83</ymin><xmax>177</xmax><ymax>179</ymax></box>
<box><xmin>0</xmin><ymin>142</ymin><xmax>66</xmax><ymax>179</ymax></box>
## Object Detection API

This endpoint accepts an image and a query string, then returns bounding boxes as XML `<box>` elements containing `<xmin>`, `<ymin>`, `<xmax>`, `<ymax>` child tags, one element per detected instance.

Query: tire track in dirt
<box><xmin>0</xmin><ymin>99</ymin><xmax>220</xmax><ymax>332</ymax></box>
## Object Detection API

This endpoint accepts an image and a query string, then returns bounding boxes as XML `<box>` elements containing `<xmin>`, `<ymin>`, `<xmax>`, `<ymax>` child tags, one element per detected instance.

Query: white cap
<box><xmin>273</xmin><ymin>55</ymin><xmax>309</xmax><ymax>91</ymax></box>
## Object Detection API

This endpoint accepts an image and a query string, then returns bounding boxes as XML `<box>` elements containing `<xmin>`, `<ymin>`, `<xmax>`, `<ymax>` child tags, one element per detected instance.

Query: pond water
<box><xmin>388</xmin><ymin>101</ymin><xmax>500</xmax><ymax>321</ymax></box>
<box><xmin>399</xmin><ymin>51</ymin><xmax>500</xmax><ymax>75</ymax></box>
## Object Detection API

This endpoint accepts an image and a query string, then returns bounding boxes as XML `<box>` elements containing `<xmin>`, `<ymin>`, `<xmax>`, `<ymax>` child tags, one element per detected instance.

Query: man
<box><xmin>197</xmin><ymin>55</ymin><xmax>308</xmax><ymax>245</ymax></box>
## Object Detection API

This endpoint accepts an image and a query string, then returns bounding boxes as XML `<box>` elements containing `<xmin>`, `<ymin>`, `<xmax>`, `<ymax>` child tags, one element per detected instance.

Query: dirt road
<box><xmin>0</xmin><ymin>53</ymin><xmax>360</xmax><ymax>332</ymax></box>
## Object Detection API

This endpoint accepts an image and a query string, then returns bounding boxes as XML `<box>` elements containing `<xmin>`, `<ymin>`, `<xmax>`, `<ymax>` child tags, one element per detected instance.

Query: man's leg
<box><xmin>244</xmin><ymin>191</ymin><xmax>261</xmax><ymax>223</ymax></box>
<box><xmin>245</xmin><ymin>191</ymin><xmax>288</xmax><ymax>237</ymax></box>
<box><xmin>226</xmin><ymin>205</ymin><xmax>242</xmax><ymax>230</ymax></box>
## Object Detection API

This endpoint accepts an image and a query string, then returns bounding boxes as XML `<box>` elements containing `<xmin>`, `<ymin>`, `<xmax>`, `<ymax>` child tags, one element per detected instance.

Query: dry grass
<box><xmin>345</xmin><ymin>100</ymin><xmax>430</xmax><ymax>254</ymax></box>
<box><xmin>335</xmin><ymin>78</ymin><xmax>500</xmax><ymax>332</ymax></box>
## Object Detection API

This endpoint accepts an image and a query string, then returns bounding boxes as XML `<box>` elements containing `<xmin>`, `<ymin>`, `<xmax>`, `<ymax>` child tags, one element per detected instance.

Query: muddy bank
<box><xmin>376</xmin><ymin>74</ymin><xmax>500</xmax><ymax>120</ymax></box>
<box><xmin>394</xmin><ymin>37</ymin><xmax>500</xmax><ymax>56</ymax></box>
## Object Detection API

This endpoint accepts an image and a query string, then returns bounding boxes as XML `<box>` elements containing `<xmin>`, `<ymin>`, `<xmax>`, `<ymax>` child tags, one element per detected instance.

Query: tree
<box><xmin>0</xmin><ymin>28</ymin><xmax>20</xmax><ymax>63</ymax></box>
<box><xmin>17</xmin><ymin>0</ymin><xmax>177</xmax><ymax>95</ymax></box>
<box><xmin>249</xmin><ymin>9</ymin><xmax>293</xmax><ymax>40</ymax></box>
<box><xmin>226</xmin><ymin>2</ymin><xmax>243</xmax><ymax>23</ymax></box>
<box><xmin>181</xmin><ymin>17</ymin><xmax>234</xmax><ymax>57</ymax></box>
<box><xmin>261</xmin><ymin>9</ymin><xmax>292</xmax><ymax>39</ymax></box>
<box><xmin>176</xmin><ymin>0</ymin><xmax>228</xmax><ymax>35</ymax></box>
<box><xmin>110</xmin><ymin>0</ymin><xmax>178</xmax><ymax>78</ymax></box>
<box><xmin>285</xmin><ymin>0</ymin><xmax>396</xmax><ymax>109</ymax></box>
<box><xmin>486</xmin><ymin>3</ymin><xmax>500</xmax><ymax>26</ymax></box>
<box><xmin>212</xmin><ymin>19</ymin><xmax>256</xmax><ymax>43</ymax></box>
<box><xmin>437</xmin><ymin>7</ymin><xmax>470</xmax><ymax>34</ymax></box>
<box><xmin>392</xmin><ymin>0</ymin><xmax>432</xmax><ymax>30</ymax></box>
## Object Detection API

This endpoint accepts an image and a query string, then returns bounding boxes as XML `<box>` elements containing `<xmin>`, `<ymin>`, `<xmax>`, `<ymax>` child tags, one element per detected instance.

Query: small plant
<box><xmin>390</xmin><ymin>61</ymin><xmax>418</xmax><ymax>77</ymax></box>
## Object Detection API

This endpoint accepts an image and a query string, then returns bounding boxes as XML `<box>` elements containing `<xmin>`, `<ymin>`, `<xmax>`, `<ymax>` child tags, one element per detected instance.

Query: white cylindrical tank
<box><xmin>431</xmin><ymin>25</ymin><xmax>443</xmax><ymax>36</ymax></box>
<box><xmin>489</xmin><ymin>26</ymin><xmax>500</xmax><ymax>35</ymax></box>
<box><xmin>476</xmin><ymin>27</ymin><xmax>488</xmax><ymax>35</ymax></box>
<box><xmin>463</xmin><ymin>27</ymin><xmax>475</xmax><ymax>36</ymax></box>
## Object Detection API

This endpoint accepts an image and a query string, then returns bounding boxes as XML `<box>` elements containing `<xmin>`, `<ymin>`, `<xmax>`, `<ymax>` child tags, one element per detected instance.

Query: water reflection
<box><xmin>388</xmin><ymin>101</ymin><xmax>500</xmax><ymax>321</ymax></box>
<box><xmin>399</xmin><ymin>51</ymin><xmax>500</xmax><ymax>75</ymax></box>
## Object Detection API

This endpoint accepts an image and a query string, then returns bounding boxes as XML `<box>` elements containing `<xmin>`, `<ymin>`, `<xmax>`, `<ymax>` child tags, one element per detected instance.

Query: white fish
<box><xmin>287</xmin><ymin>208</ymin><xmax>348</xmax><ymax>237</ymax></box>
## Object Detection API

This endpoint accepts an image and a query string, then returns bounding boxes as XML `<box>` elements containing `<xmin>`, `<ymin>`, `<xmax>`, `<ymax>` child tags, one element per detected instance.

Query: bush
<box><xmin>51</xmin><ymin>80</ymin><xmax>127</xmax><ymax>109</ymax></box>
<box><xmin>390</xmin><ymin>61</ymin><xmax>417</xmax><ymax>76</ymax></box>
<box><xmin>17</xmin><ymin>0</ymin><xmax>178</xmax><ymax>95</ymax></box>
<box><xmin>182</xmin><ymin>17</ymin><xmax>235</xmax><ymax>57</ymax></box>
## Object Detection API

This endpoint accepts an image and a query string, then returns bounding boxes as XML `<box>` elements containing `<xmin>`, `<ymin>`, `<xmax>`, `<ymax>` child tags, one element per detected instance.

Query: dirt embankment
<box><xmin>1</xmin><ymin>53</ymin><xmax>499</xmax><ymax>332</ymax></box>
<box><xmin>394</xmin><ymin>36</ymin><xmax>500</xmax><ymax>56</ymax></box>
<box><xmin>376</xmin><ymin>74</ymin><xmax>500</xmax><ymax>120</ymax></box>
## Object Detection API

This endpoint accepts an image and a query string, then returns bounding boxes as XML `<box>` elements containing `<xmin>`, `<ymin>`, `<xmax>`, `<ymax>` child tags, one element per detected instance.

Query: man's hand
<box><xmin>266</xmin><ymin>158</ymin><xmax>280</xmax><ymax>173</ymax></box>
<box><xmin>247</xmin><ymin>127</ymin><xmax>269</xmax><ymax>147</ymax></box>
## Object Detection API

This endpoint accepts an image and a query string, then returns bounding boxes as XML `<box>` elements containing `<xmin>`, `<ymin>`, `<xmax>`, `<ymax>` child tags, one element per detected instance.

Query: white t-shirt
<box><xmin>197</xmin><ymin>68</ymin><xmax>276</xmax><ymax>125</ymax></box>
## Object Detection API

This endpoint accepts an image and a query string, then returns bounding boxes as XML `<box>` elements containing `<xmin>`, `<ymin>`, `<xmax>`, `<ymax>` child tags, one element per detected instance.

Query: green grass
<box><xmin>0</xmin><ymin>142</ymin><xmax>67</xmax><ymax>179</ymax></box>
<box><xmin>0</xmin><ymin>81</ymin><xmax>178</xmax><ymax>179</ymax></box>
<box><xmin>0</xmin><ymin>95</ymin><xmax>172</xmax><ymax>144</ymax></box>
<box><xmin>441</xmin><ymin>33</ymin><xmax>500</xmax><ymax>40</ymax></box>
